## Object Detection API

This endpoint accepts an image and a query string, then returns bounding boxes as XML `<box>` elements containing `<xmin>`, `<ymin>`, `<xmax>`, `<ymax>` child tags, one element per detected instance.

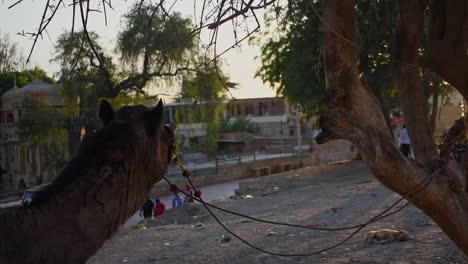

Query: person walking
<box><xmin>392</xmin><ymin>124</ymin><xmax>401</xmax><ymax>147</ymax></box>
<box><xmin>400</xmin><ymin>124</ymin><xmax>411</xmax><ymax>158</ymax></box>
<box><xmin>140</xmin><ymin>198</ymin><xmax>154</xmax><ymax>219</ymax></box>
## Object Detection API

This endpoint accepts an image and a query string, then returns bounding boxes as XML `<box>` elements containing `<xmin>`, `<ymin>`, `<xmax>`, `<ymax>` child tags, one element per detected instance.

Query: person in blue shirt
<box><xmin>172</xmin><ymin>191</ymin><xmax>183</xmax><ymax>208</ymax></box>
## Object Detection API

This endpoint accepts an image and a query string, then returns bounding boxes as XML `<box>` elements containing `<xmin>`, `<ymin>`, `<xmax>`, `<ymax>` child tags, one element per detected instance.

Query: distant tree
<box><xmin>50</xmin><ymin>3</ymin><xmax>197</xmax><ymax>155</ymax></box>
<box><xmin>179</xmin><ymin>63</ymin><xmax>236</xmax><ymax>153</ymax></box>
<box><xmin>255</xmin><ymin>0</ymin><xmax>452</xmax><ymax>127</ymax></box>
<box><xmin>117</xmin><ymin>4</ymin><xmax>195</xmax><ymax>75</ymax></box>
<box><xmin>0</xmin><ymin>31</ymin><xmax>25</xmax><ymax>73</ymax></box>
<box><xmin>219</xmin><ymin>117</ymin><xmax>255</xmax><ymax>133</ymax></box>
<box><xmin>17</xmin><ymin>97</ymin><xmax>67</xmax><ymax>144</ymax></box>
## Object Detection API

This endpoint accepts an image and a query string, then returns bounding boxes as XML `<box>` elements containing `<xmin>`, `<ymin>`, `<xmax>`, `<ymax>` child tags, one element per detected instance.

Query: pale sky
<box><xmin>0</xmin><ymin>0</ymin><xmax>276</xmax><ymax>99</ymax></box>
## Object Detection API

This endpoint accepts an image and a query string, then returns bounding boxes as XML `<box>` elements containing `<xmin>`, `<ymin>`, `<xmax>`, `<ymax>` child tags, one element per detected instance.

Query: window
<box><xmin>6</xmin><ymin>113</ymin><xmax>13</xmax><ymax>123</ymax></box>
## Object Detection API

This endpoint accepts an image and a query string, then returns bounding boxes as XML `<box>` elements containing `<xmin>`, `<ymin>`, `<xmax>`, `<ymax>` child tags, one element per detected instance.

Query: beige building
<box><xmin>433</xmin><ymin>92</ymin><xmax>466</xmax><ymax>136</ymax></box>
<box><xmin>165</xmin><ymin>97</ymin><xmax>311</xmax><ymax>139</ymax></box>
<box><xmin>0</xmin><ymin>79</ymin><xmax>67</xmax><ymax>191</ymax></box>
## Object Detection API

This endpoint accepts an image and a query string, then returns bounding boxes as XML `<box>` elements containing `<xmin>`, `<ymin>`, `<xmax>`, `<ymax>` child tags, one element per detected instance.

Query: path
<box><xmin>125</xmin><ymin>180</ymin><xmax>241</xmax><ymax>226</ymax></box>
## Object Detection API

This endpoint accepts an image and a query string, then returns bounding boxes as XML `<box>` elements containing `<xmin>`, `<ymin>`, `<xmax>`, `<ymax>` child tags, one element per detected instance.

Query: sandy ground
<box><xmin>88</xmin><ymin>161</ymin><xmax>468</xmax><ymax>264</ymax></box>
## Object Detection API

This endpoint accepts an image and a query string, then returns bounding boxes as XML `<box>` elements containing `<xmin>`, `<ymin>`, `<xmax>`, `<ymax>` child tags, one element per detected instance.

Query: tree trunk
<box><xmin>395</xmin><ymin>0</ymin><xmax>437</xmax><ymax>166</ymax></box>
<box><xmin>425</xmin><ymin>0</ymin><xmax>468</xmax><ymax>98</ymax></box>
<box><xmin>319</xmin><ymin>0</ymin><xmax>468</xmax><ymax>255</ymax></box>
<box><xmin>67</xmin><ymin>119</ymin><xmax>82</xmax><ymax>158</ymax></box>
<box><xmin>429</xmin><ymin>88</ymin><xmax>439</xmax><ymax>135</ymax></box>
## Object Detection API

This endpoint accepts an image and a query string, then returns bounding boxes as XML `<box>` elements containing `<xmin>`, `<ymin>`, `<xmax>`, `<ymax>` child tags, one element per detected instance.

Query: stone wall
<box><xmin>150</xmin><ymin>139</ymin><xmax>356</xmax><ymax>197</ymax></box>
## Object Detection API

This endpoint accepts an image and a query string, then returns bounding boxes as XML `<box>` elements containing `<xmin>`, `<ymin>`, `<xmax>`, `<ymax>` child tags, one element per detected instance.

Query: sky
<box><xmin>0</xmin><ymin>0</ymin><xmax>276</xmax><ymax>100</ymax></box>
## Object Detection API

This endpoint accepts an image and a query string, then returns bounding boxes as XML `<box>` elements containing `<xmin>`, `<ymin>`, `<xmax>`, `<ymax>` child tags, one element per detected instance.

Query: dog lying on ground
<box><xmin>365</xmin><ymin>229</ymin><xmax>412</xmax><ymax>244</ymax></box>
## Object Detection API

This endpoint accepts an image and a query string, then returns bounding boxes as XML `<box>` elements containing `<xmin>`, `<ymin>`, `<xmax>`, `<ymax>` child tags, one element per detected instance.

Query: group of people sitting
<box><xmin>140</xmin><ymin>185</ymin><xmax>198</xmax><ymax>219</ymax></box>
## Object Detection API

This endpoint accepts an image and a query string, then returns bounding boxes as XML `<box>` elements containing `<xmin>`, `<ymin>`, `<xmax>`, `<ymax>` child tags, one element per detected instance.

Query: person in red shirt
<box><xmin>154</xmin><ymin>198</ymin><xmax>166</xmax><ymax>217</ymax></box>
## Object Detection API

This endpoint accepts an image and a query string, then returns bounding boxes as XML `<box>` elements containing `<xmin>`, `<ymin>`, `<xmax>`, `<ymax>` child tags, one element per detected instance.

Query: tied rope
<box><xmin>165</xmin><ymin>144</ymin><xmax>437</xmax><ymax>256</ymax></box>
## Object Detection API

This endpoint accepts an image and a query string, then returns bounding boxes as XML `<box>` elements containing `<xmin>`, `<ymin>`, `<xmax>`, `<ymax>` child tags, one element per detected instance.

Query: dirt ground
<box><xmin>88</xmin><ymin>161</ymin><xmax>468</xmax><ymax>264</ymax></box>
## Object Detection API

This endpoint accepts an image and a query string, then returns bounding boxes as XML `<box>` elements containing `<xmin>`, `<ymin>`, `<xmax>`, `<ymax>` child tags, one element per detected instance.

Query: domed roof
<box><xmin>2</xmin><ymin>79</ymin><xmax>64</xmax><ymax>110</ymax></box>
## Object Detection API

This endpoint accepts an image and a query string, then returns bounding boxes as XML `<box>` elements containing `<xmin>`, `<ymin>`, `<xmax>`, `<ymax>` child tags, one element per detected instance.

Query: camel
<box><xmin>0</xmin><ymin>100</ymin><xmax>175</xmax><ymax>264</ymax></box>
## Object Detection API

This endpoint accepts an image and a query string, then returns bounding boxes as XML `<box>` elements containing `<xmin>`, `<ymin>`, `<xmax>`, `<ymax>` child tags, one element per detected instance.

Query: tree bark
<box><xmin>425</xmin><ymin>0</ymin><xmax>468</xmax><ymax>99</ymax></box>
<box><xmin>439</xmin><ymin>116</ymin><xmax>468</xmax><ymax>160</ymax></box>
<box><xmin>395</xmin><ymin>0</ymin><xmax>437</xmax><ymax>166</ymax></box>
<box><xmin>429</xmin><ymin>88</ymin><xmax>439</xmax><ymax>135</ymax></box>
<box><xmin>319</xmin><ymin>0</ymin><xmax>468</xmax><ymax>255</ymax></box>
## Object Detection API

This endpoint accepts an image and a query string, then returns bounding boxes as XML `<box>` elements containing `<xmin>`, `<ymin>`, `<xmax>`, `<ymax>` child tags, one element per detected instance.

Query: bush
<box><xmin>219</xmin><ymin>117</ymin><xmax>255</xmax><ymax>133</ymax></box>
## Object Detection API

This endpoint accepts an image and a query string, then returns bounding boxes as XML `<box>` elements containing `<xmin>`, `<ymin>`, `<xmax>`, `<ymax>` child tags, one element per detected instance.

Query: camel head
<box><xmin>98</xmin><ymin>99</ymin><xmax>175</xmax><ymax>185</ymax></box>
<box><xmin>22</xmin><ymin>99</ymin><xmax>175</xmax><ymax>207</ymax></box>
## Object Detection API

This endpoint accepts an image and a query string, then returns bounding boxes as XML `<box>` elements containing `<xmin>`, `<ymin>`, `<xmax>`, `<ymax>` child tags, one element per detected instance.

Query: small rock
<box><xmin>266</xmin><ymin>230</ymin><xmax>278</xmax><ymax>236</ymax></box>
<box><xmin>191</xmin><ymin>222</ymin><xmax>204</xmax><ymax>228</ymax></box>
<box><xmin>331</xmin><ymin>207</ymin><xmax>343</xmax><ymax>213</ymax></box>
<box><xmin>220</xmin><ymin>235</ymin><xmax>231</xmax><ymax>243</ymax></box>
<box><xmin>416</xmin><ymin>220</ymin><xmax>432</xmax><ymax>227</ymax></box>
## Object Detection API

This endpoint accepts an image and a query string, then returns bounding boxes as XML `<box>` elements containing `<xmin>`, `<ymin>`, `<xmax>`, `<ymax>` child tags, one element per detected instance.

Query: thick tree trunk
<box><xmin>319</xmin><ymin>0</ymin><xmax>468</xmax><ymax>255</ymax></box>
<box><xmin>395</xmin><ymin>0</ymin><xmax>437</xmax><ymax>166</ymax></box>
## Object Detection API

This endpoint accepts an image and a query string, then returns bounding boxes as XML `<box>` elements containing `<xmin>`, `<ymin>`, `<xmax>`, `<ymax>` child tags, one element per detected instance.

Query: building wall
<box><xmin>226</xmin><ymin>97</ymin><xmax>289</xmax><ymax>117</ymax></box>
<box><xmin>0</xmin><ymin>81</ymin><xmax>67</xmax><ymax>191</ymax></box>
<box><xmin>435</xmin><ymin>102</ymin><xmax>464</xmax><ymax>135</ymax></box>
<box><xmin>150</xmin><ymin>139</ymin><xmax>356</xmax><ymax>197</ymax></box>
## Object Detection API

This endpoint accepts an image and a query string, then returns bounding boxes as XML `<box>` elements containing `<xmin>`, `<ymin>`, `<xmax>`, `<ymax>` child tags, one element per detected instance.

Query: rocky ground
<box><xmin>88</xmin><ymin>161</ymin><xmax>468</xmax><ymax>264</ymax></box>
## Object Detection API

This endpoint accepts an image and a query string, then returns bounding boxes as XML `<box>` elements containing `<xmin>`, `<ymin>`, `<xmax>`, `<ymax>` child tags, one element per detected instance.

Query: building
<box><xmin>226</xmin><ymin>97</ymin><xmax>302</xmax><ymax>137</ymax></box>
<box><xmin>433</xmin><ymin>92</ymin><xmax>466</xmax><ymax>135</ymax></box>
<box><xmin>165</xmin><ymin>97</ymin><xmax>307</xmax><ymax>140</ymax></box>
<box><xmin>0</xmin><ymin>79</ymin><xmax>67</xmax><ymax>191</ymax></box>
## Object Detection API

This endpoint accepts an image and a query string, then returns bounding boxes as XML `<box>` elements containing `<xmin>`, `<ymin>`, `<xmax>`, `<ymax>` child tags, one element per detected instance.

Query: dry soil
<box><xmin>88</xmin><ymin>161</ymin><xmax>468</xmax><ymax>264</ymax></box>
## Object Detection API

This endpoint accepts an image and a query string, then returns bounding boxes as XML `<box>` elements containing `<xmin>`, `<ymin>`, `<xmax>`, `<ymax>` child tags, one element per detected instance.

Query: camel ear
<box><xmin>144</xmin><ymin>99</ymin><xmax>164</xmax><ymax>136</ymax></box>
<box><xmin>99</xmin><ymin>100</ymin><xmax>115</xmax><ymax>126</ymax></box>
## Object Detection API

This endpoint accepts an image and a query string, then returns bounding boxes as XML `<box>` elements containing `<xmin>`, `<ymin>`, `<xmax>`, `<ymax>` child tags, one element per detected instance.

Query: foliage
<box><xmin>105</xmin><ymin>91</ymin><xmax>153</xmax><ymax>109</ymax></box>
<box><xmin>255</xmin><ymin>0</ymin><xmax>453</xmax><ymax>119</ymax></box>
<box><xmin>54</xmin><ymin>31</ymin><xmax>109</xmax><ymax>71</ymax></box>
<box><xmin>355</xmin><ymin>0</ymin><xmax>398</xmax><ymax>116</ymax></box>
<box><xmin>17</xmin><ymin>97</ymin><xmax>68</xmax><ymax>144</ymax></box>
<box><xmin>219</xmin><ymin>117</ymin><xmax>255</xmax><ymax>133</ymax></box>
<box><xmin>50</xmin><ymin>10</ymin><xmax>197</xmax><ymax>156</ymax></box>
<box><xmin>0</xmin><ymin>31</ymin><xmax>25</xmax><ymax>73</ymax></box>
<box><xmin>254</xmin><ymin>0</ymin><xmax>324</xmax><ymax>116</ymax></box>
<box><xmin>117</xmin><ymin>2</ymin><xmax>196</xmax><ymax>73</ymax></box>
<box><xmin>0</xmin><ymin>68</ymin><xmax>55</xmax><ymax>96</ymax></box>
<box><xmin>178</xmin><ymin>63</ymin><xmax>236</xmax><ymax>153</ymax></box>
